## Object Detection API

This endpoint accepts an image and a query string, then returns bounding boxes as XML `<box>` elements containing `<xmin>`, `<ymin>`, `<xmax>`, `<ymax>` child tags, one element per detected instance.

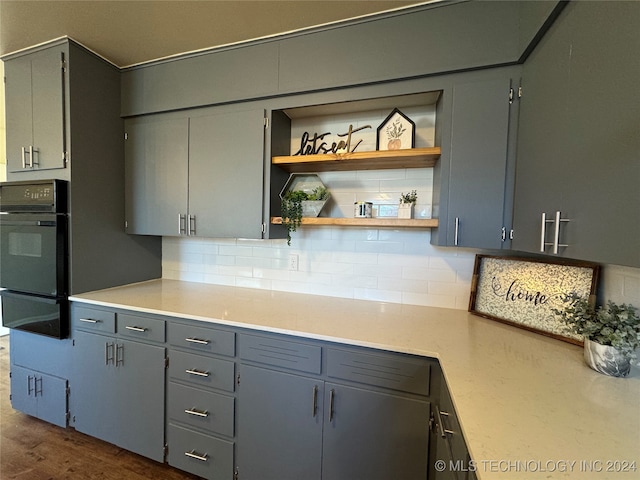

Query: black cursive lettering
<box><xmin>292</xmin><ymin>124</ymin><xmax>372</xmax><ymax>155</ymax></box>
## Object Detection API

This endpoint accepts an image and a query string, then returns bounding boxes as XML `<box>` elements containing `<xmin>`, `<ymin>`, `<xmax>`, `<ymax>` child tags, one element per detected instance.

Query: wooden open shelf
<box><xmin>272</xmin><ymin>147</ymin><xmax>441</xmax><ymax>172</ymax></box>
<box><xmin>270</xmin><ymin>217</ymin><xmax>438</xmax><ymax>228</ymax></box>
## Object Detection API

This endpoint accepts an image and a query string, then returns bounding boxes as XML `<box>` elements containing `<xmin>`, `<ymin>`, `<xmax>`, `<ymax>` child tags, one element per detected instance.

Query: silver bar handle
<box><xmin>454</xmin><ymin>217</ymin><xmax>460</xmax><ymax>246</ymax></box>
<box><xmin>329</xmin><ymin>389</ymin><xmax>335</xmax><ymax>422</ymax></box>
<box><xmin>30</xmin><ymin>146</ymin><xmax>38</xmax><ymax>167</ymax></box>
<box><xmin>79</xmin><ymin>318</ymin><xmax>100</xmax><ymax>324</ymax></box>
<box><xmin>540</xmin><ymin>213</ymin><xmax>555</xmax><ymax>252</ymax></box>
<box><xmin>116</xmin><ymin>343</ymin><xmax>124</xmax><ymax>366</ymax></box>
<box><xmin>184</xmin><ymin>408</ymin><xmax>209</xmax><ymax>418</ymax></box>
<box><xmin>185</xmin><ymin>368</ymin><xmax>210</xmax><ymax>377</ymax></box>
<box><xmin>312</xmin><ymin>385</ymin><xmax>318</xmax><ymax>417</ymax></box>
<box><xmin>125</xmin><ymin>325</ymin><xmax>147</xmax><ymax>333</ymax></box>
<box><xmin>553</xmin><ymin>210</ymin><xmax>570</xmax><ymax>254</ymax></box>
<box><xmin>188</xmin><ymin>214</ymin><xmax>196</xmax><ymax>236</ymax></box>
<box><xmin>35</xmin><ymin>377</ymin><xmax>43</xmax><ymax>397</ymax></box>
<box><xmin>185</xmin><ymin>337</ymin><xmax>210</xmax><ymax>345</ymax></box>
<box><xmin>105</xmin><ymin>342</ymin><xmax>114</xmax><ymax>365</ymax></box>
<box><xmin>28</xmin><ymin>375</ymin><xmax>34</xmax><ymax>395</ymax></box>
<box><xmin>540</xmin><ymin>212</ymin><xmax>547</xmax><ymax>252</ymax></box>
<box><xmin>179</xmin><ymin>214</ymin><xmax>187</xmax><ymax>235</ymax></box>
<box><xmin>436</xmin><ymin>407</ymin><xmax>454</xmax><ymax>438</ymax></box>
<box><xmin>185</xmin><ymin>450</ymin><xmax>209</xmax><ymax>462</ymax></box>
<box><xmin>21</xmin><ymin>147</ymin><xmax>27</xmax><ymax>169</ymax></box>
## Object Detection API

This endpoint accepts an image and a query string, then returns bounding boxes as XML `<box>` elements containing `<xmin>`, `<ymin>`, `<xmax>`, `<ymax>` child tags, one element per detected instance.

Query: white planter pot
<box><xmin>583</xmin><ymin>338</ymin><xmax>631</xmax><ymax>377</ymax></box>
<box><xmin>397</xmin><ymin>203</ymin><xmax>414</xmax><ymax>219</ymax></box>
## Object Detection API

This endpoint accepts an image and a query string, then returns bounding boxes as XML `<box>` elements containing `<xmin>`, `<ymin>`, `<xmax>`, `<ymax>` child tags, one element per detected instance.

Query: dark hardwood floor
<box><xmin>0</xmin><ymin>335</ymin><xmax>201</xmax><ymax>479</ymax></box>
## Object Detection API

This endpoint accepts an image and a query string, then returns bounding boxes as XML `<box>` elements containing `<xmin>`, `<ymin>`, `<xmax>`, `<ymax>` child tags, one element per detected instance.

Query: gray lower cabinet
<box><xmin>125</xmin><ymin>107</ymin><xmax>266</xmax><ymax>238</ymax></box>
<box><xmin>10</xmin><ymin>365</ymin><xmax>68</xmax><ymax>428</ymax></box>
<box><xmin>428</xmin><ymin>370</ymin><xmax>474</xmax><ymax>480</ymax></box>
<box><xmin>166</xmin><ymin>321</ymin><xmax>237</xmax><ymax>479</ymax></box>
<box><xmin>236</xmin><ymin>333</ymin><xmax>432</xmax><ymax>480</ymax></box>
<box><xmin>9</xmin><ymin>330</ymin><xmax>72</xmax><ymax>428</ymax></box>
<box><xmin>512</xmin><ymin>1</ymin><xmax>640</xmax><ymax>267</ymax></box>
<box><xmin>70</xmin><ymin>307</ymin><xmax>166</xmax><ymax>463</ymax></box>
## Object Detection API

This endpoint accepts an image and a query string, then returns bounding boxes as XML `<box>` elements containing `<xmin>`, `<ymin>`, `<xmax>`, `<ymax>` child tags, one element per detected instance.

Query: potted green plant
<box><xmin>281</xmin><ymin>186</ymin><xmax>329</xmax><ymax>246</ymax></box>
<box><xmin>398</xmin><ymin>190</ymin><xmax>417</xmax><ymax>219</ymax></box>
<box><xmin>554</xmin><ymin>293</ymin><xmax>640</xmax><ymax>377</ymax></box>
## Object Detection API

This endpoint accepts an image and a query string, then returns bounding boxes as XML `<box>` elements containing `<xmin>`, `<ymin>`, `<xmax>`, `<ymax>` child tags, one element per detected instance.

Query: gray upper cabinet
<box><xmin>125</xmin><ymin>115</ymin><xmax>189</xmax><ymax>235</ymax></box>
<box><xmin>121</xmin><ymin>42</ymin><xmax>279</xmax><ymax>116</ymax></box>
<box><xmin>4</xmin><ymin>43</ymin><xmax>67</xmax><ymax>173</ymax></box>
<box><xmin>512</xmin><ymin>2</ymin><xmax>640</xmax><ymax>267</ymax></box>
<box><xmin>432</xmin><ymin>68</ymin><xmax>519</xmax><ymax>249</ymax></box>
<box><xmin>125</xmin><ymin>107</ymin><xmax>266</xmax><ymax>238</ymax></box>
<box><xmin>278</xmin><ymin>2</ymin><xmax>523</xmax><ymax>95</ymax></box>
<box><xmin>188</xmin><ymin>108</ymin><xmax>266</xmax><ymax>238</ymax></box>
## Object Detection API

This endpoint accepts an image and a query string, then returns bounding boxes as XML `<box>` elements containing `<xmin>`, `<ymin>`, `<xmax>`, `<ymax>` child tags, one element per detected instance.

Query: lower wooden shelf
<box><xmin>270</xmin><ymin>217</ymin><xmax>438</xmax><ymax>228</ymax></box>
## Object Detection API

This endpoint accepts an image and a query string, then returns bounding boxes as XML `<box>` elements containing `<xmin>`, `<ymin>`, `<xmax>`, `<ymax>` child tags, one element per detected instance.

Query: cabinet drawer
<box><xmin>167</xmin><ymin>424</ymin><xmax>233</xmax><ymax>480</ymax></box>
<box><xmin>168</xmin><ymin>382</ymin><xmax>234</xmax><ymax>437</ymax></box>
<box><xmin>169</xmin><ymin>350</ymin><xmax>235</xmax><ymax>392</ymax></box>
<box><xmin>239</xmin><ymin>333</ymin><xmax>321</xmax><ymax>374</ymax></box>
<box><xmin>117</xmin><ymin>313</ymin><xmax>165</xmax><ymax>343</ymax></box>
<box><xmin>72</xmin><ymin>305</ymin><xmax>115</xmax><ymax>333</ymax></box>
<box><xmin>168</xmin><ymin>322</ymin><xmax>235</xmax><ymax>357</ymax></box>
<box><xmin>327</xmin><ymin>348</ymin><xmax>431</xmax><ymax>396</ymax></box>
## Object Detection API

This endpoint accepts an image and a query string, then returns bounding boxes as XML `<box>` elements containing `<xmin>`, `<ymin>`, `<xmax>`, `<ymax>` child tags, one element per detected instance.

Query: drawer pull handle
<box><xmin>125</xmin><ymin>325</ymin><xmax>147</xmax><ymax>332</ymax></box>
<box><xmin>185</xmin><ymin>368</ymin><xmax>210</xmax><ymax>377</ymax></box>
<box><xmin>185</xmin><ymin>408</ymin><xmax>209</xmax><ymax>418</ymax></box>
<box><xmin>436</xmin><ymin>407</ymin><xmax>454</xmax><ymax>438</ymax></box>
<box><xmin>185</xmin><ymin>450</ymin><xmax>209</xmax><ymax>462</ymax></box>
<box><xmin>185</xmin><ymin>337</ymin><xmax>210</xmax><ymax>345</ymax></box>
<box><xmin>79</xmin><ymin>318</ymin><xmax>100</xmax><ymax>324</ymax></box>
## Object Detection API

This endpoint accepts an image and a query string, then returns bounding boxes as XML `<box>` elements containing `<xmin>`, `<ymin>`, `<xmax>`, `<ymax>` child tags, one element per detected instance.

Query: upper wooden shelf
<box><xmin>272</xmin><ymin>147</ymin><xmax>441</xmax><ymax>172</ymax></box>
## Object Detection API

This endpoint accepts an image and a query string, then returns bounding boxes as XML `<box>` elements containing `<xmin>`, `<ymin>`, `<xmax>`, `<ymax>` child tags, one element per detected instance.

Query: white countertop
<box><xmin>70</xmin><ymin>279</ymin><xmax>640</xmax><ymax>480</ymax></box>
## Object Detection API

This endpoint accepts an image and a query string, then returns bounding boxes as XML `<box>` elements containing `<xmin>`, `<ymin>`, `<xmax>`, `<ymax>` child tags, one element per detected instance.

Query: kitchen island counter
<box><xmin>70</xmin><ymin>279</ymin><xmax>640</xmax><ymax>480</ymax></box>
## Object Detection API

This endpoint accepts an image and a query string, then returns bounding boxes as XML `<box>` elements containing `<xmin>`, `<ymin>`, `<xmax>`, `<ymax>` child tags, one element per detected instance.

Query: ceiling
<box><xmin>0</xmin><ymin>0</ymin><xmax>429</xmax><ymax>67</ymax></box>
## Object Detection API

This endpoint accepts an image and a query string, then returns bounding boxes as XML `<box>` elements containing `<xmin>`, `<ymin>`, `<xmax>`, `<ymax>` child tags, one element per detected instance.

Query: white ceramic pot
<box><xmin>397</xmin><ymin>203</ymin><xmax>414</xmax><ymax>219</ymax></box>
<box><xmin>583</xmin><ymin>338</ymin><xmax>631</xmax><ymax>377</ymax></box>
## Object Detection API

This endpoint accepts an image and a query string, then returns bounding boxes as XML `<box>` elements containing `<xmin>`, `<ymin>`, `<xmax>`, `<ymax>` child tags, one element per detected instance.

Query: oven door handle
<box><xmin>0</xmin><ymin>220</ymin><xmax>57</xmax><ymax>227</ymax></box>
<box><xmin>0</xmin><ymin>291</ymin><xmax>61</xmax><ymax>305</ymax></box>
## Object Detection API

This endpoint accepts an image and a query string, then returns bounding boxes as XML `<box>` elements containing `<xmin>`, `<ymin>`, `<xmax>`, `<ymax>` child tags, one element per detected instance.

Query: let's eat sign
<box><xmin>469</xmin><ymin>255</ymin><xmax>599</xmax><ymax>345</ymax></box>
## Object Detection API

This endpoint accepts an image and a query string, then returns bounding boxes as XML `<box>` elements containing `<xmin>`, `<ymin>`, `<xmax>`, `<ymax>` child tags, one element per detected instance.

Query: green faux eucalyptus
<box><xmin>399</xmin><ymin>190</ymin><xmax>417</xmax><ymax>204</ymax></box>
<box><xmin>553</xmin><ymin>293</ymin><xmax>640</xmax><ymax>360</ymax></box>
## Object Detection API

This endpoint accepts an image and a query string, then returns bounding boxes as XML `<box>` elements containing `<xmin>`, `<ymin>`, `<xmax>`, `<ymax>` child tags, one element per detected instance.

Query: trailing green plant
<box><xmin>280</xmin><ymin>187</ymin><xmax>329</xmax><ymax>246</ymax></box>
<box><xmin>399</xmin><ymin>190</ymin><xmax>417</xmax><ymax>204</ymax></box>
<box><xmin>553</xmin><ymin>293</ymin><xmax>640</xmax><ymax>360</ymax></box>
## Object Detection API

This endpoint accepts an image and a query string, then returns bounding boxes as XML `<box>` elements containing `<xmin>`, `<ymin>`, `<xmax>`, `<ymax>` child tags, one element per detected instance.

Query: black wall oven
<box><xmin>0</xmin><ymin>180</ymin><xmax>69</xmax><ymax>338</ymax></box>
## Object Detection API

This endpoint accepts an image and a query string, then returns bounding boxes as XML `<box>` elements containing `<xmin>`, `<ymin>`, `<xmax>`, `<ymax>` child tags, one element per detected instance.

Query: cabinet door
<box><xmin>10</xmin><ymin>365</ymin><xmax>38</xmax><ymax>419</ymax></box>
<box><xmin>513</xmin><ymin>2</ymin><xmax>640</xmax><ymax>266</ymax></box>
<box><xmin>188</xmin><ymin>109</ymin><xmax>266</xmax><ymax>238</ymax></box>
<box><xmin>236</xmin><ymin>364</ymin><xmax>323</xmax><ymax>480</ymax></box>
<box><xmin>115</xmin><ymin>338</ymin><xmax>166</xmax><ymax>462</ymax></box>
<box><xmin>322</xmin><ymin>383</ymin><xmax>430</xmax><ymax>480</ymax></box>
<box><xmin>72</xmin><ymin>331</ymin><xmax>166</xmax><ymax>462</ymax></box>
<box><xmin>124</xmin><ymin>115</ymin><xmax>189</xmax><ymax>235</ymax></box>
<box><xmin>72</xmin><ymin>330</ymin><xmax>120</xmax><ymax>444</ymax></box>
<box><xmin>437</xmin><ymin>75</ymin><xmax>514</xmax><ymax>249</ymax></box>
<box><xmin>5</xmin><ymin>45</ymin><xmax>66</xmax><ymax>172</ymax></box>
